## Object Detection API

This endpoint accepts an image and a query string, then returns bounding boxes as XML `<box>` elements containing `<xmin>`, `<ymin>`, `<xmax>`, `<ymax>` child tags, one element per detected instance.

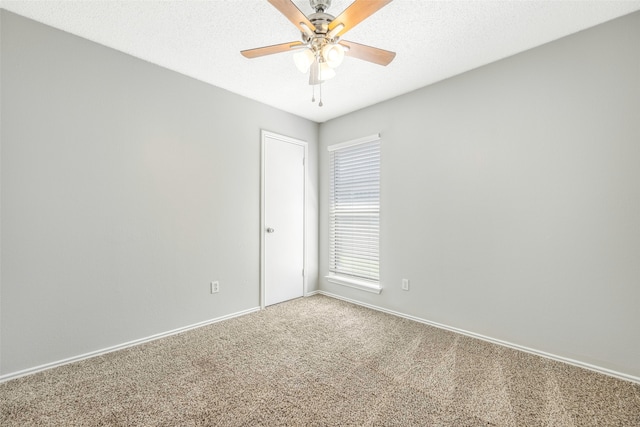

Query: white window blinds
<box><xmin>328</xmin><ymin>135</ymin><xmax>380</xmax><ymax>283</ymax></box>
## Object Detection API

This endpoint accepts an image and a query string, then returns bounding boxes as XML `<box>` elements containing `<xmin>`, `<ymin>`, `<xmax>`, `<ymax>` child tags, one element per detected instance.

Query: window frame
<box><xmin>325</xmin><ymin>133</ymin><xmax>382</xmax><ymax>294</ymax></box>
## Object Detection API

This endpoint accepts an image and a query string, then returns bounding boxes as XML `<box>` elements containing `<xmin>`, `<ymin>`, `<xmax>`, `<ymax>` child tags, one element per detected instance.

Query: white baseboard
<box><xmin>317</xmin><ymin>291</ymin><xmax>640</xmax><ymax>385</ymax></box>
<box><xmin>305</xmin><ymin>289</ymin><xmax>321</xmax><ymax>297</ymax></box>
<box><xmin>0</xmin><ymin>306</ymin><xmax>261</xmax><ymax>383</ymax></box>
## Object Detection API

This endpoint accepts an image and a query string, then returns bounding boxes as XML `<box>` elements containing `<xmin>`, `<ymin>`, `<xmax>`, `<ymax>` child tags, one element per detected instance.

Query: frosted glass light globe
<box><xmin>322</xmin><ymin>44</ymin><xmax>344</xmax><ymax>68</ymax></box>
<box><xmin>293</xmin><ymin>49</ymin><xmax>315</xmax><ymax>73</ymax></box>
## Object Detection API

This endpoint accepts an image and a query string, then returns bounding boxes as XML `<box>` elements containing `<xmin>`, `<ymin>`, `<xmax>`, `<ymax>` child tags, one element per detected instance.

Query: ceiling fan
<box><xmin>241</xmin><ymin>0</ymin><xmax>396</xmax><ymax>106</ymax></box>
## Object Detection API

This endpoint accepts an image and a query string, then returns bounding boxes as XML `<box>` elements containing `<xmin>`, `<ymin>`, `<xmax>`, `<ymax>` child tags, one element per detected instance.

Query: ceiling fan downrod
<box><xmin>310</xmin><ymin>0</ymin><xmax>331</xmax><ymax>13</ymax></box>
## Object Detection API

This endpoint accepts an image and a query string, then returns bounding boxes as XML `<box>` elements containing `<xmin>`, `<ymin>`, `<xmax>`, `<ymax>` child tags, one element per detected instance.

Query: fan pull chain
<box><xmin>311</xmin><ymin>85</ymin><xmax>315</xmax><ymax>103</ymax></box>
<box><xmin>319</xmin><ymin>82</ymin><xmax>323</xmax><ymax>107</ymax></box>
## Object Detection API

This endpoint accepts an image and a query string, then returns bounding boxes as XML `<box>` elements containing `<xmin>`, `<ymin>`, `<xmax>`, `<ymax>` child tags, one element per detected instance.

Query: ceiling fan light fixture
<box><xmin>293</xmin><ymin>48</ymin><xmax>315</xmax><ymax>73</ymax></box>
<box><xmin>242</xmin><ymin>0</ymin><xmax>396</xmax><ymax>106</ymax></box>
<box><xmin>319</xmin><ymin>62</ymin><xmax>336</xmax><ymax>80</ymax></box>
<box><xmin>322</xmin><ymin>43</ymin><xmax>344</xmax><ymax>68</ymax></box>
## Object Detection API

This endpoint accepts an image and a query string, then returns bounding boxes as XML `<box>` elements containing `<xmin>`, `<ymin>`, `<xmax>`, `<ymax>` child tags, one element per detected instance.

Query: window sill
<box><xmin>325</xmin><ymin>275</ymin><xmax>382</xmax><ymax>294</ymax></box>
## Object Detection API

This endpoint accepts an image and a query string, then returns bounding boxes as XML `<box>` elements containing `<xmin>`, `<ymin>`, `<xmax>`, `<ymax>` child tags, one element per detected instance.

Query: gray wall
<box><xmin>2</xmin><ymin>7</ymin><xmax>639</xmax><ymax>381</ymax></box>
<box><xmin>0</xmin><ymin>10</ymin><xmax>318</xmax><ymax>375</ymax></box>
<box><xmin>319</xmin><ymin>11</ymin><xmax>640</xmax><ymax>379</ymax></box>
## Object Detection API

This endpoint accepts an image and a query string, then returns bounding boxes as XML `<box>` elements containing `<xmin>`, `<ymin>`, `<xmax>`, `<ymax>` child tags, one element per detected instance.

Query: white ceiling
<box><xmin>2</xmin><ymin>0</ymin><xmax>639</xmax><ymax>123</ymax></box>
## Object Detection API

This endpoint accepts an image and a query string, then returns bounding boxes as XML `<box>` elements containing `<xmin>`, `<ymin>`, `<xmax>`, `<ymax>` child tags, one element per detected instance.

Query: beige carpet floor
<box><xmin>1</xmin><ymin>295</ymin><xmax>639</xmax><ymax>426</ymax></box>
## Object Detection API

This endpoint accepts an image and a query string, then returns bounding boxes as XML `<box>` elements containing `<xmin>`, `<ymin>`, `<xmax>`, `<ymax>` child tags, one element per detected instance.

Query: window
<box><xmin>327</xmin><ymin>134</ymin><xmax>381</xmax><ymax>294</ymax></box>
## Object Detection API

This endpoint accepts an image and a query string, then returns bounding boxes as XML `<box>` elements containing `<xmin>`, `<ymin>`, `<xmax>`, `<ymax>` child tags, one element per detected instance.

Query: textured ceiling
<box><xmin>2</xmin><ymin>0</ymin><xmax>639</xmax><ymax>123</ymax></box>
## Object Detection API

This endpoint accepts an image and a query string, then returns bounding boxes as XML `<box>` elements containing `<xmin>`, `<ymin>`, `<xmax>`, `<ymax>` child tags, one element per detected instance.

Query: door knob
<box><xmin>266</xmin><ymin>227</ymin><xmax>275</xmax><ymax>233</ymax></box>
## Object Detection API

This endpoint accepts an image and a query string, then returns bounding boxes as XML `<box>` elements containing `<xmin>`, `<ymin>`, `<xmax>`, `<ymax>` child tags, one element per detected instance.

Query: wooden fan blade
<box><xmin>241</xmin><ymin>41</ymin><xmax>304</xmax><ymax>59</ymax></box>
<box><xmin>340</xmin><ymin>40</ymin><xmax>396</xmax><ymax>66</ymax></box>
<box><xmin>328</xmin><ymin>0</ymin><xmax>392</xmax><ymax>37</ymax></box>
<box><xmin>268</xmin><ymin>0</ymin><xmax>316</xmax><ymax>33</ymax></box>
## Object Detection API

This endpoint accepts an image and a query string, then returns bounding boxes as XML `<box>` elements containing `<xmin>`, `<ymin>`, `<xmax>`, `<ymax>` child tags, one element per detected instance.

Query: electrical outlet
<box><xmin>402</xmin><ymin>279</ymin><xmax>410</xmax><ymax>291</ymax></box>
<box><xmin>211</xmin><ymin>281</ymin><xmax>220</xmax><ymax>294</ymax></box>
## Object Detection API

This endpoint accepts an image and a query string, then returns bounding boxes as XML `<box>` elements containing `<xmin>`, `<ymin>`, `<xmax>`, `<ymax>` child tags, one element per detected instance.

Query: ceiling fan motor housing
<box><xmin>309</xmin><ymin>0</ymin><xmax>335</xmax><ymax>35</ymax></box>
<box><xmin>308</xmin><ymin>12</ymin><xmax>335</xmax><ymax>35</ymax></box>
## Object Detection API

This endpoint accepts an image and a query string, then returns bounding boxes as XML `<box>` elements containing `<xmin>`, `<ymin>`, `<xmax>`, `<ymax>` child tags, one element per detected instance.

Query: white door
<box><xmin>262</xmin><ymin>131</ymin><xmax>305</xmax><ymax>306</ymax></box>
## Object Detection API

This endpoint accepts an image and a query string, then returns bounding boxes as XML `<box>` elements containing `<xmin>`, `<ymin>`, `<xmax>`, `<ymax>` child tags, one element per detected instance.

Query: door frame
<box><xmin>260</xmin><ymin>130</ymin><xmax>308</xmax><ymax>309</ymax></box>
